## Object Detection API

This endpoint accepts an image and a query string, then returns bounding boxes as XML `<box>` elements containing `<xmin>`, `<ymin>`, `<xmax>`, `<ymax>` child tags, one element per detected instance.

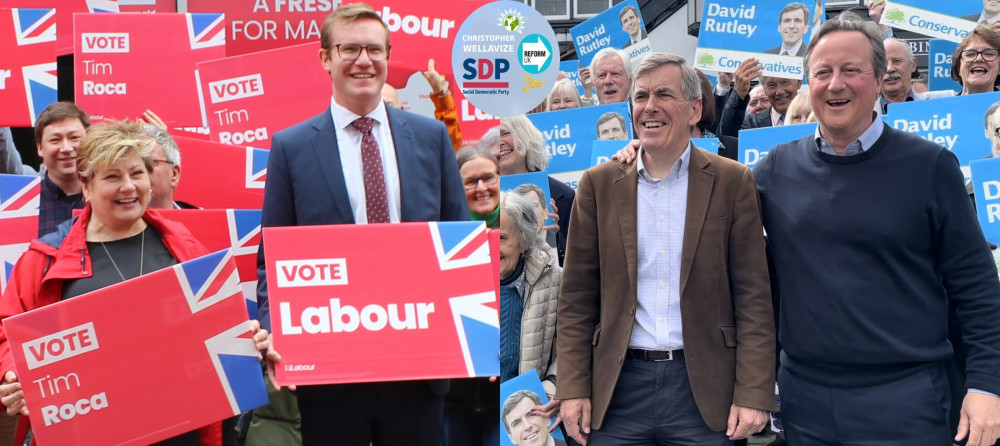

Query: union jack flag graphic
<box><xmin>429</xmin><ymin>221</ymin><xmax>491</xmax><ymax>271</ymax></box>
<box><xmin>85</xmin><ymin>0</ymin><xmax>120</xmax><ymax>13</ymax></box>
<box><xmin>0</xmin><ymin>175</ymin><xmax>40</xmax><ymax>293</ymax></box>
<box><xmin>21</xmin><ymin>62</ymin><xmax>57</xmax><ymax>124</ymax></box>
<box><xmin>12</xmin><ymin>8</ymin><xmax>55</xmax><ymax>45</ymax></box>
<box><xmin>245</xmin><ymin>147</ymin><xmax>268</xmax><ymax>189</ymax></box>
<box><xmin>187</xmin><ymin>13</ymin><xmax>224</xmax><ymax>50</ymax></box>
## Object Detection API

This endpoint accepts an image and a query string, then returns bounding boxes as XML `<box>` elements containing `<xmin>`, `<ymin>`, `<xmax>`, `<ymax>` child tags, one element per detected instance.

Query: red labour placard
<box><xmin>3</xmin><ymin>249</ymin><xmax>268</xmax><ymax>445</ymax></box>
<box><xmin>171</xmin><ymin>135</ymin><xmax>267</xmax><ymax>210</ymax></box>
<box><xmin>0</xmin><ymin>8</ymin><xmax>57</xmax><ymax>126</ymax></box>
<box><xmin>197</xmin><ymin>42</ymin><xmax>330</xmax><ymax>149</ymax></box>
<box><xmin>73</xmin><ymin>12</ymin><xmax>225</xmax><ymax>127</ymax></box>
<box><xmin>264</xmin><ymin>221</ymin><xmax>499</xmax><ymax>385</ymax></box>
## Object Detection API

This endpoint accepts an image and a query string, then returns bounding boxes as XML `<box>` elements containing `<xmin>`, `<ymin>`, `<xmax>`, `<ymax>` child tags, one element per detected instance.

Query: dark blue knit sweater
<box><xmin>754</xmin><ymin>124</ymin><xmax>1000</xmax><ymax>393</ymax></box>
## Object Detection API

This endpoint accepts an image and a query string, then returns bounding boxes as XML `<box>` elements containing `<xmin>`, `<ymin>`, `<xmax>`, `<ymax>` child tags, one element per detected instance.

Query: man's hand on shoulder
<box><xmin>956</xmin><ymin>392</ymin><xmax>1000</xmax><ymax>446</ymax></box>
<box><xmin>726</xmin><ymin>404</ymin><xmax>768</xmax><ymax>440</ymax></box>
<box><xmin>561</xmin><ymin>397</ymin><xmax>592</xmax><ymax>445</ymax></box>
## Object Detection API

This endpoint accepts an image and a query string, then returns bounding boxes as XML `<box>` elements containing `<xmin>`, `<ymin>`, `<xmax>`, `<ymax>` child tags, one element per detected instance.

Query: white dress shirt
<box><xmin>630</xmin><ymin>143</ymin><xmax>691</xmax><ymax>350</ymax></box>
<box><xmin>329</xmin><ymin>98</ymin><xmax>401</xmax><ymax>224</ymax></box>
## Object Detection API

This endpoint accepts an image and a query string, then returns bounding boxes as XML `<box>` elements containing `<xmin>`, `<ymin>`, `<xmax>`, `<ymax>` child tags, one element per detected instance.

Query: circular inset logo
<box><xmin>451</xmin><ymin>1</ymin><xmax>559</xmax><ymax>118</ymax></box>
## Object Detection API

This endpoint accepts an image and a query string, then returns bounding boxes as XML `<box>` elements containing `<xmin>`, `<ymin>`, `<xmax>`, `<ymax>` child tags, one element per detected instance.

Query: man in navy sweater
<box><xmin>754</xmin><ymin>16</ymin><xmax>1000</xmax><ymax>446</ymax></box>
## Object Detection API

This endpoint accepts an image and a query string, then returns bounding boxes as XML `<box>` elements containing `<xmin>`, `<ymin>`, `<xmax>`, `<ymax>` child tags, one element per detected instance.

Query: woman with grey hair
<box><xmin>499</xmin><ymin>192</ymin><xmax>561</xmax><ymax>404</ymax></box>
<box><xmin>497</xmin><ymin>115</ymin><xmax>575</xmax><ymax>265</ymax></box>
<box><xmin>546</xmin><ymin>78</ymin><xmax>584</xmax><ymax>111</ymax></box>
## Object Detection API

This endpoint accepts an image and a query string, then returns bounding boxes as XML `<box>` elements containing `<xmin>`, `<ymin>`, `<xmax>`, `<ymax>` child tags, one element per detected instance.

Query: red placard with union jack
<box><xmin>265</xmin><ymin>221</ymin><xmax>499</xmax><ymax>385</ymax></box>
<box><xmin>171</xmin><ymin>135</ymin><xmax>267</xmax><ymax>210</ymax></box>
<box><xmin>73</xmin><ymin>12</ymin><xmax>225</xmax><ymax>127</ymax></box>
<box><xmin>151</xmin><ymin>209</ymin><xmax>262</xmax><ymax>317</ymax></box>
<box><xmin>0</xmin><ymin>174</ymin><xmax>40</xmax><ymax>295</ymax></box>
<box><xmin>0</xmin><ymin>8</ymin><xmax>56</xmax><ymax>126</ymax></box>
<box><xmin>4</xmin><ymin>249</ymin><xmax>268</xmax><ymax>446</ymax></box>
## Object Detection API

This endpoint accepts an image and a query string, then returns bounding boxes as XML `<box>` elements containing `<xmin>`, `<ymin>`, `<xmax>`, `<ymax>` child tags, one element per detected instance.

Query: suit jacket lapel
<box><xmin>613</xmin><ymin>163</ymin><xmax>640</xmax><ymax>296</ymax></box>
<box><xmin>679</xmin><ymin>147</ymin><xmax>713</xmax><ymax>296</ymax></box>
<box><xmin>387</xmin><ymin>107</ymin><xmax>417</xmax><ymax>221</ymax></box>
<box><xmin>310</xmin><ymin>109</ymin><xmax>355</xmax><ymax>223</ymax></box>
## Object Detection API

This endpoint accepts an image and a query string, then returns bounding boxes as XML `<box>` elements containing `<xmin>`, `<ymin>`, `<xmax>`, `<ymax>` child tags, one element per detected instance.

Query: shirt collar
<box><xmin>813</xmin><ymin>111</ymin><xmax>884</xmax><ymax>154</ymax></box>
<box><xmin>636</xmin><ymin>141</ymin><xmax>691</xmax><ymax>181</ymax></box>
<box><xmin>978</xmin><ymin>12</ymin><xmax>1000</xmax><ymax>25</ymax></box>
<box><xmin>779</xmin><ymin>41</ymin><xmax>802</xmax><ymax>56</ymax></box>
<box><xmin>878</xmin><ymin>89</ymin><xmax>916</xmax><ymax>114</ymax></box>
<box><xmin>770</xmin><ymin>107</ymin><xmax>784</xmax><ymax>126</ymax></box>
<box><xmin>329</xmin><ymin>97</ymin><xmax>389</xmax><ymax>130</ymax></box>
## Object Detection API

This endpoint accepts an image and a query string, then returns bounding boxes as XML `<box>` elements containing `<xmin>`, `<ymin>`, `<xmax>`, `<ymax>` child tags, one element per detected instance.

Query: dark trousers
<box><xmin>296</xmin><ymin>381</ymin><xmax>444</xmax><ymax>446</ymax></box>
<box><xmin>588</xmin><ymin>356</ymin><xmax>730</xmax><ymax>446</ymax></box>
<box><xmin>779</xmin><ymin>364</ymin><xmax>951</xmax><ymax>446</ymax></box>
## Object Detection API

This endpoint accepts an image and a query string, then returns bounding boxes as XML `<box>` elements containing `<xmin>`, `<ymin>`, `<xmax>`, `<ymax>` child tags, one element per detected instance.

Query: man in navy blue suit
<box><xmin>255</xmin><ymin>3</ymin><xmax>468</xmax><ymax>445</ymax></box>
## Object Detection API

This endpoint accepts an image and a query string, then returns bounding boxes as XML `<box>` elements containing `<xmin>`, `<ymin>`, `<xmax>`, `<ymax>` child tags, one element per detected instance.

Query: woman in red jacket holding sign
<box><xmin>0</xmin><ymin>120</ymin><xmax>271</xmax><ymax>446</ymax></box>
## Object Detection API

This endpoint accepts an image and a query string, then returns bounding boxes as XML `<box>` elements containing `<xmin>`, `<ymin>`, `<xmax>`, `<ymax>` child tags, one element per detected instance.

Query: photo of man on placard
<box><xmin>963</xmin><ymin>0</ymin><xmax>1000</xmax><ymax>25</ymax></box>
<box><xmin>620</xmin><ymin>5</ymin><xmax>647</xmax><ymax>47</ymax></box>
<box><xmin>502</xmin><ymin>390</ymin><xmax>567</xmax><ymax>446</ymax></box>
<box><xmin>596</xmin><ymin>112</ymin><xmax>628</xmax><ymax>140</ymax></box>
<box><xmin>765</xmin><ymin>2</ymin><xmax>810</xmax><ymax>56</ymax></box>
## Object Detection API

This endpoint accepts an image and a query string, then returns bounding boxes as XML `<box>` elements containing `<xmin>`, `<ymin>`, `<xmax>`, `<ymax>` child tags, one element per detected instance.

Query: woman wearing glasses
<box><xmin>951</xmin><ymin>25</ymin><xmax>1000</xmax><ymax>95</ymax></box>
<box><xmin>456</xmin><ymin>146</ymin><xmax>501</xmax><ymax>229</ymax></box>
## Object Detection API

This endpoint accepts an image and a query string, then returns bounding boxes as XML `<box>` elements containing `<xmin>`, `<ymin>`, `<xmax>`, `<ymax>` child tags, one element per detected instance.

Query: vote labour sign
<box><xmin>971</xmin><ymin>157</ymin><xmax>1000</xmax><ymax>246</ymax></box>
<box><xmin>887</xmin><ymin>91</ymin><xmax>1000</xmax><ymax>178</ymax></box>
<box><xmin>0</xmin><ymin>8</ymin><xmax>57</xmax><ymax>127</ymax></box>
<box><xmin>880</xmin><ymin>0</ymin><xmax>978</xmax><ymax>43</ymax></box>
<box><xmin>172</xmin><ymin>135</ymin><xmax>267</xmax><ymax>210</ymax></box>
<box><xmin>695</xmin><ymin>0</ymin><xmax>825</xmax><ymax>80</ymax></box>
<box><xmin>74</xmin><ymin>13</ymin><xmax>225</xmax><ymax>127</ymax></box>
<box><xmin>197</xmin><ymin>42</ymin><xmax>330</xmax><ymax>149</ymax></box>
<box><xmin>264</xmin><ymin>221</ymin><xmax>499</xmax><ymax>385</ymax></box>
<box><xmin>3</xmin><ymin>249</ymin><xmax>268</xmax><ymax>445</ymax></box>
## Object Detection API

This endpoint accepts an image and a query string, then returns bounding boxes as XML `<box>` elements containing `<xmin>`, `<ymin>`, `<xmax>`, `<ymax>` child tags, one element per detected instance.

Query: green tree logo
<box><xmin>885</xmin><ymin>8</ymin><xmax>905</xmax><ymax>23</ymax></box>
<box><xmin>696</xmin><ymin>53</ymin><xmax>715</xmax><ymax>67</ymax></box>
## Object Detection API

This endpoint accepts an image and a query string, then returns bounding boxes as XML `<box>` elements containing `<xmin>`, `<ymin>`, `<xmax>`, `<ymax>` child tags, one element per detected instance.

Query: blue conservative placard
<box><xmin>569</xmin><ymin>0</ymin><xmax>652</xmax><ymax>68</ymax></box>
<box><xmin>500</xmin><ymin>372</ymin><xmax>566</xmax><ymax>446</ymax></box>
<box><xmin>887</xmin><ymin>91</ymin><xmax>1000</xmax><ymax>177</ymax></box>
<box><xmin>695</xmin><ymin>0</ymin><xmax>825</xmax><ymax>80</ymax></box>
<box><xmin>526</xmin><ymin>102</ymin><xmax>632</xmax><ymax>175</ymax></box>
<box><xmin>880</xmin><ymin>0</ymin><xmax>979</xmax><ymax>43</ymax></box>
<box><xmin>928</xmin><ymin>39</ymin><xmax>962</xmax><ymax>93</ymax></box>
<box><xmin>590</xmin><ymin>140</ymin><xmax>628</xmax><ymax>167</ymax></box>
<box><xmin>738</xmin><ymin>122</ymin><xmax>818</xmax><ymax>169</ymax></box>
<box><xmin>971</xmin><ymin>157</ymin><xmax>1000</xmax><ymax>246</ymax></box>
<box><xmin>559</xmin><ymin>60</ymin><xmax>587</xmax><ymax>96</ymax></box>
<box><xmin>499</xmin><ymin>171</ymin><xmax>554</xmax><ymax>226</ymax></box>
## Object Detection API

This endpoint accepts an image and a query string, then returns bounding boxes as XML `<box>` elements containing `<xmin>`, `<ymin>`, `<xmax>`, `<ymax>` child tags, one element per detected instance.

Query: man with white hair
<box><xmin>582</xmin><ymin>48</ymin><xmax>633</xmax><ymax>105</ymax></box>
<box><xmin>879</xmin><ymin>38</ymin><xmax>954</xmax><ymax>114</ymax></box>
<box><xmin>141</xmin><ymin>123</ymin><xmax>196</xmax><ymax>210</ymax></box>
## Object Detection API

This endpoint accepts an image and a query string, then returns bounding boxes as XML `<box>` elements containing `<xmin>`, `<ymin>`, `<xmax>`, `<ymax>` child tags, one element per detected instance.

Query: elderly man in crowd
<box><xmin>557</xmin><ymin>51</ymin><xmax>776</xmax><ymax>445</ymax></box>
<box><xmin>878</xmin><ymin>38</ymin><xmax>953</xmax><ymax>113</ymax></box>
<box><xmin>583</xmin><ymin>48</ymin><xmax>633</xmax><ymax>105</ymax></box>
<box><xmin>754</xmin><ymin>16</ymin><xmax>1000</xmax><ymax>446</ymax></box>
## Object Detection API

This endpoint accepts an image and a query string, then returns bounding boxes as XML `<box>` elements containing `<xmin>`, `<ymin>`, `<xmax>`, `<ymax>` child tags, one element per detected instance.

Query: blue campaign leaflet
<box><xmin>738</xmin><ymin>122</ymin><xmax>818</xmax><ymax>169</ymax></box>
<box><xmin>880</xmin><ymin>0</ymin><xmax>979</xmax><ymax>43</ymax></box>
<box><xmin>590</xmin><ymin>140</ymin><xmax>628</xmax><ymax>167</ymax></box>
<box><xmin>928</xmin><ymin>39</ymin><xmax>962</xmax><ymax>93</ymax></box>
<box><xmin>499</xmin><ymin>372</ymin><xmax>566</xmax><ymax>446</ymax></box>
<box><xmin>559</xmin><ymin>60</ymin><xmax>586</xmax><ymax>96</ymax></box>
<box><xmin>499</xmin><ymin>171</ymin><xmax>554</xmax><ymax>226</ymax></box>
<box><xmin>569</xmin><ymin>0</ymin><xmax>652</xmax><ymax>68</ymax></box>
<box><xmin>971</xmin><ymin>157</ymin><xmax>1000</xmax><ymax>246</ymax></box>
<box><xmin>526</xmin><ymin>102</ymin><xmax>632</xmax><ymax>177</ymax></box>
<box><xmin>695</xmin><ymin>0</ymin><xmax>825</xmax><ymax>80</ymax></box>
<box><xmin>887</xmin><ymin>91</ymin><xmax>1000</xmax><ymax>177</ymax></box>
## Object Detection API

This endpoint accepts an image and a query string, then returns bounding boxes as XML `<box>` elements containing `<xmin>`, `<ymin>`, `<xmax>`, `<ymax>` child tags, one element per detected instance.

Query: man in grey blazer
<box><xmin>256</xmin><ymin>4</ymin><xmax>467</xmax><ymax>445</ymax></box>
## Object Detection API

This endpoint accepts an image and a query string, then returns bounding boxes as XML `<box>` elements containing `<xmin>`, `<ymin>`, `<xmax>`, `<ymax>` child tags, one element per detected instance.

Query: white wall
<box><xmin>646</xmin><ymin>3</ymin><xmax>700</xmax><ymax>62</ymax></box>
